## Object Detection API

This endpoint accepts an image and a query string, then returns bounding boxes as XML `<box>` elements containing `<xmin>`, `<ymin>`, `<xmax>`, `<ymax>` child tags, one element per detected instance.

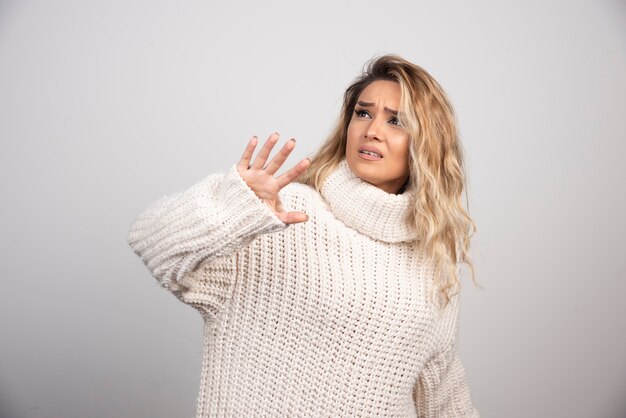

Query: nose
<box><xmin>365</xmin><ymin>117</ymin><xmax>384</xmax><ymax>141</ymax></box>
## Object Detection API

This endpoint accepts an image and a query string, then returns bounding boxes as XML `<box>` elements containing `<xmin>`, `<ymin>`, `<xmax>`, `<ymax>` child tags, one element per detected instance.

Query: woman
<box><xmin>128</xmin><ymin>54</ymin><xmax>480</xmax><ymax>417</ymax></box>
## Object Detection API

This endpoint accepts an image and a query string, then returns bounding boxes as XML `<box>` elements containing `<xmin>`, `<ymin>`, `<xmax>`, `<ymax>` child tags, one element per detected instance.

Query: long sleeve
<box><xmin>413</xmin><ymin>282</ymin><xmax>479</xmax><ymax>418</ymax></box>
<box><xmin>127</xmin><ymin>163</ymin><xmax>289</xmax><ymax>312</ymax></box>
<box><xmin>413</xmin><ymin>342</ymin><xmax>479</xmax><ymax>418</ymax></box>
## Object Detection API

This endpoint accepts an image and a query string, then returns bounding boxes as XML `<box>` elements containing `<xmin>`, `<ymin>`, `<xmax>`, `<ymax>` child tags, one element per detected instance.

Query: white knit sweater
<box><xmin>127</xmin><ymin>158</ymin><xmax>479</xmax><ymax>418</ymax></box>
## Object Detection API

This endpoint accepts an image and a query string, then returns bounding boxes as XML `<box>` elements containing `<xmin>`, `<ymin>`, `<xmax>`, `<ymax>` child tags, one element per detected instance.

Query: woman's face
<box><xmin>345</xmin><ymin>80</ymin><xmax>411</xmax><ymax>194</ymax></box>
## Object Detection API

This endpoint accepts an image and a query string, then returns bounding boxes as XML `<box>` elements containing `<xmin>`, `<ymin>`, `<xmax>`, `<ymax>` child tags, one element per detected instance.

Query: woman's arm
<box><xmin>127</xmin><ymin>134</ymin><xmax>309</xmax><ymax>317</ymax></box>
<box><xmin>413</xmin><ymin>341</ymin><xmax>479</xmax><ymax>418</ymax></box>
<box><xmin>127</xmin><ymin>163</ymin><xmax>288</xmax><ymax>291</ymax></box>
<box><xmin>413</xmin><ymin>264</ymin><xmax>480</xmax><ymax>418</ymax></box>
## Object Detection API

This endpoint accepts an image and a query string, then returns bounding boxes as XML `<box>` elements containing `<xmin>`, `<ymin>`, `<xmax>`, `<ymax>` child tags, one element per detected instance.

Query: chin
<box><xmin>347</xmin><ymin>158</ymin><xmax>380</xmax><ymax>182</ymax></box>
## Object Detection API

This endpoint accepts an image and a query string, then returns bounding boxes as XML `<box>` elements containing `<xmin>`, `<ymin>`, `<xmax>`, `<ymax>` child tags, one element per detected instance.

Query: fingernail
<box><xmin>290</xmin><ymin>138</ymin><xmax>296</xmax><ymax>143</ymax></box>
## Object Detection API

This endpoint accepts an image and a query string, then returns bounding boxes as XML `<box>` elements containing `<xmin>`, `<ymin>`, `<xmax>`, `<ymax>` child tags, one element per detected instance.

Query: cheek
<box><xmin>389</xmin><ymin>134</ymin><xmax>410</xmax><ymax>156</ymax></box>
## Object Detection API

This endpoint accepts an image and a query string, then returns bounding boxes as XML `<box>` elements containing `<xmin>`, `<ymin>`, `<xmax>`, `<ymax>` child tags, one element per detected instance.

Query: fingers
<box><xmin>237</xmin><ymin>135</ymin><xmax>258</xmax><ymax>172</ymax></box>
<box><xmin>237</xmin><ymin>133</ymin><xmax>307</xmax><ymax>189</ymax></box>
<box><xmin>264</xmin><ymin>138</ymin><xmax>296</xmax><ymax>175</ymax></box>
<box><xmin>250</xmin><ymin>132</ymin><xmax>279</xmax><ymax>170</ymax></box>
<box><xmin>276</xmin><ymin>211</ymin><xmax>309</xmax><ymax>224</ymax></box>
<box><xmin>276</xmin><ymin>158</ymin><xmax>310</xmax><ymax>190</ymax></box>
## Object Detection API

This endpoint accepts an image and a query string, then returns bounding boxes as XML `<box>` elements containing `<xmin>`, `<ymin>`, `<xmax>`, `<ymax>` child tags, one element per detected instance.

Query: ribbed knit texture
<box><xmin>127</xmin><ymin>158</ymin><xmax>479</xmax><ymax>417</ymax></box>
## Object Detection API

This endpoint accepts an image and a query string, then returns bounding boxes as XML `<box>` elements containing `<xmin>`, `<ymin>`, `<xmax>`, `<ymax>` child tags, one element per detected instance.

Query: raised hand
<box><xmin>236</xmin><ymin>132</ymin><xmax>311</xmax><ymax>224</ymax></box>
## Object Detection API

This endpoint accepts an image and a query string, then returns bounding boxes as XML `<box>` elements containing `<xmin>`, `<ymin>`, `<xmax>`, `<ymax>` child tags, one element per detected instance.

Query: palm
<box><xmin>236</xmin><ymin>132</ymin><xmax>310</xmax><ymax>224</ymax></box>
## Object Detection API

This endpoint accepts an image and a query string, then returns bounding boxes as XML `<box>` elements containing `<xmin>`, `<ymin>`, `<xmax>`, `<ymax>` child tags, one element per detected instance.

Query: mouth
<box><xmin>358</xmin><ymin>149</ymin><xmax>383</xmax><ymax>159</ymax></box>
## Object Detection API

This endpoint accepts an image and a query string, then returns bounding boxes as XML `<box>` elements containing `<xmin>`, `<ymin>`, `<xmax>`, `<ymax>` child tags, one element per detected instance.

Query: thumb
<box><xmin>276</xmin><ymin>211</ymin><xmax>309</xmax><ymax>224</ymax></box>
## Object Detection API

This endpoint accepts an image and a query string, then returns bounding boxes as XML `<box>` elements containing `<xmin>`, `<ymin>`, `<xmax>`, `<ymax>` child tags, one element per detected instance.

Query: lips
<box><xmin>358</xmin><ymin>145</ymin><xmax>383</xmax><ymax>158</ymax></box>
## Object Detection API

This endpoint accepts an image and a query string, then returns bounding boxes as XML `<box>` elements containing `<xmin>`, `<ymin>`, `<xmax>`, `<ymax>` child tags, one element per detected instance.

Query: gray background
<box><xmin>1</xmin><ymin>0</ymin><xmax>625</xmax><ymax>417</ymax></box>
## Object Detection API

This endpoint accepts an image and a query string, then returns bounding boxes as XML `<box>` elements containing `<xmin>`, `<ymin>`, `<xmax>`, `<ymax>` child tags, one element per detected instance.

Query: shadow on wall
<box><xmin>0</xmin><ymin>396</ymin><xmax>21</xmax><ymax>418</ymax></box>
<box><xmin>611</xmin><ymin>399</ymin><xmax>626</xmax><ymax>418</ymax></box>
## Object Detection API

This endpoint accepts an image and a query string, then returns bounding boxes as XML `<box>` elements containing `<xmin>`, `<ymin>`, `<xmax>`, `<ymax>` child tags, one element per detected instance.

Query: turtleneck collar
<box><xmin>319</xmin><ymin>158</ymin><xmax>418</xmax><ymax>243</ymax></box>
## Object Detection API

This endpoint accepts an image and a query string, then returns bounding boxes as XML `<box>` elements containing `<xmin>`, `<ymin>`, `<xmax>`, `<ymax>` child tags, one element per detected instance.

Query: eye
<box><xmin>354</xmin><ymin>108</ymin><xmax>370</xmax><ymax>118</ymax></box>
<box><xmin>389</xmin><ymin>117</ymin><xmax>400</xmax><ymax>125</ymax></box>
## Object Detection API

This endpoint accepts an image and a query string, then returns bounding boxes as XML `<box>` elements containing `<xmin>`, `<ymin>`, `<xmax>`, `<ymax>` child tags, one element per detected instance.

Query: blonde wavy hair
<box><xmin>296</xmin><ymin>54</ymin><xmax>478</xmax><ymax>308</ymax></box>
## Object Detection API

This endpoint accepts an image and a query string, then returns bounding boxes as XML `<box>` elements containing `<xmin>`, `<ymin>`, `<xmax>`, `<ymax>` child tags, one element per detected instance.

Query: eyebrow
<box><xmin>356</xmin><ymin>101</ymin><xmax>399</xmax><ymax>116</ymax></box>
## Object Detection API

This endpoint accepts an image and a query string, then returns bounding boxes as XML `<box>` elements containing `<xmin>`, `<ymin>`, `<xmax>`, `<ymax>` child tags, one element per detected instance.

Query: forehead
<box><xmin>358</xmin><ymin>80</ymin><xmax>401</xmax><ymax>102</ymax></box>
